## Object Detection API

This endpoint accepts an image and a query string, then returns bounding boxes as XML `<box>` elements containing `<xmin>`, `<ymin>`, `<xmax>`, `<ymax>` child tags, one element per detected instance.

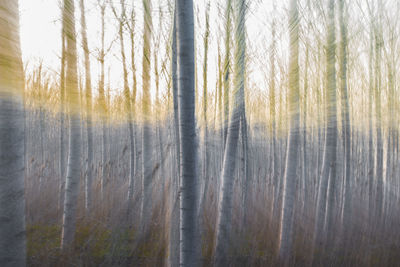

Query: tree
<box><xmin>199</xmin><ymin>0</ymin><xmax>210</xmax><ymax>218</ymax></box>
<box><xmin>176</xmin><ymin>0</ymin><xmax>199</xmax><ymax>265</ymax></box>
<box><xmin>96</xmin><ymin>0</ymin><xmax>108</xmax><ymax>198</ymax></box>
<box><xmin>110</xmin><ymin>0</ymin><xmax>135</xmax><ymax>207</ymax></box>
<box><xmin>278</xmin><ymin>0</ymin><xmax>300</xmax><ymax>263</ymax></box>
<box><xmin>223</xmin><ymin>0</ymin><xmax>232</xmax><ymax>147</ymax></box>
<box><xmin>313</xmin><ymin>0</ymin><xmax>337</xmax><ymax>259</ymax></box>
<box><xmin>0</xmin><ymin>0</ymin><xmax>27</xmax><ymax>265</ymax></box>
<box><xmin>141</xmin><ymin>0</ymin><xmax>153</xmax><ymax>226</ymax></box>
<box><xmin>79</xmin><ymin>0</ymin><xmax>93</xmax><ymax>213</ymax></box>
<box><xmin>59</xmin><ymin>0</ymin><xmax>67</xmax><ymax>215</ymax></box>
<box><xmin>168</xmin><ymin>6</ymin><xmax>180</xmax><ymax>267</ymax></box>
<box><xmin>61</xmin><ymin>0</ymin><xmax>82</xmax><ymax>249</ymax></box>
<box><xmin>214</xmin><ymin>0</ymin><xmax>246</xmax><ymax>264</ymax></box>
<box><xmin>339</xmin><ymin>0</ymin><xmax>351</xmax><ymax>247</ymax></box>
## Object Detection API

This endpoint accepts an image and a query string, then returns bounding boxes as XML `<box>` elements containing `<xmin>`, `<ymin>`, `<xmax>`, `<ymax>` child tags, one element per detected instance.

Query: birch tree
<box><xmin>141</xmin><ymin>0</ymin><xmax>153</xmax><ymax>225</ymax></box>
<box><xmin>339</xmin><ymin>0</ymin><xmax>351</xmax><ymax>245</ymax></box>
<box><xmin>0</xmin><ymin>0</ymin><xmax>26</xmax><ymax>265</ymax></box>
<box><xmin>79</xmin><ymin>0</ymin><xmax>93</xmax><ymax>213</ymax></box>
<box><xmin>176</xmin><ymin>0</ymin><xmax>199</xmax><ymax>265</ymax></box>
<box><xmin>278</xmin><ymin>0</ymin><xmax>300</xmax><ymax>263</ymax></box>
<box><xmin>61</xmin><ymin>0</ymin><xmax>82</xmax><ymax>249</ymax></box>
<box><xmin>214</xmin><ymin>0</ymin><xmax>246</xmax><ymax>264</ymax></box>
<box><xmin>313</xmin><ymin>0</ymin><xmax>337</xmax><ymax>260</ymax></box>
<box><xmin>110</xmin><ymin>0</ymin><xmax>136</xmax><ymax>206</ymax></box>
<box><xmin>59</xmin><ymin>2</ymin><xmax>67</xmax><ymax>214</ymax></box>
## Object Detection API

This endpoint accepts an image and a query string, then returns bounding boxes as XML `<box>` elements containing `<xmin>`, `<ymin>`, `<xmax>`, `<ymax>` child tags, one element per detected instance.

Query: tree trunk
<box><xmin>223</xmin><ymin>0</ymin><xmax>232</xmax><ymax>147</ymax></box>
<box><xmin>339</xmin><ymin>0</ymin><xmax>351</xmax><ymax>246</ymax></box>
<box><xmin>98</xmin><ymin>2</ymin><xmax>108</xmax><ymax>199</ymax></box>
<box><xmin>313</xmin><ymin>0</ymin><xmax>337</xmax><ymax>261</ymax></box>
<box><xmin>0</xmin><ymin>1</ymin><xmax>27</xmax><ymax>265</ymax></box>
<box><xmin>214</xmin><ymin>0</ymin><xmax>246</xmax><ymax>264</ymax></box>
<box><xmin>278</xmin><ymin>0</ymin><xmax>300</xmax><ymax>263</ymax></box>
<box><xmin>79</xmin><ymin>0</ymin><xmax>93</xmax><ymax>213</ymax></box>
<box><xmin>141</xmin><ymin>0</ymin><xmax>153</xmax><ymax>227</ymax></box>
<box><xmin>168</xmin><ymin>8</ymin><xmax>180</xmax><ymax>267</ymax></box>
<box><xmin>61</xmin><ymin>0</ymin><xmax>81</xmax><ymax>249</ymax></box>
<box><xmin>59</xmin><ymin>18</ymin><xmax>67</xmax><ymax>214</ymax></box>
<box><xmin>176</xmin><ymin>0</ymin><xmax>199</xmax><ymax>265</ymax></box>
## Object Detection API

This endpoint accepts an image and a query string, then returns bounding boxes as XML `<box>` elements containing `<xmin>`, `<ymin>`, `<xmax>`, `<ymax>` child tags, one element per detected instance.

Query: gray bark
<box><xmin>79</xmin><ymin>0</ymin><xmax>93</xmax><ymax>213</ymax></box>
<box><xmin>176</xmin><ymin>0</ymin><xmax>199</xmax><ymax>265</ymax></box>
<box><xmin>339</xmin><ymin>0</ymin><xmax>351</xmax><ymax>243</ymax></box>
<box><xmin>313</xmin><ymin>0</ymin><xmax>337</xmax><ymax>260</ymax></box>
<box><xmin>278</xmin><ymin>0</ymin><xmax>300</xmax><ymax>263</ymax></box>
<box><xmin>214</xmin><ymin>0</ymin><xmax>246</xmax><ymax>264</ymax></box>
<box><xmin>223</xmin><ymin>0</ymin><xmax>232</xmax><ymax>147</ymax></box>
<box><xmin>168</xmin><ymin>8</ymin><xmax>180</xmax><ymax>267</ymax></box>
<box><xmin>59</xmin><ymin>19</ymin><xmax>66</xmax><ymax>214</ymax></box>
<box><xmin>141</xmin><ymin>0</ymin><xmax>153</xmax><ymax>227</ymax></box>
<box><xmin>0</xmin><ymin>1</ymin><xmax>27</xmax><ymax>265</ymax></box>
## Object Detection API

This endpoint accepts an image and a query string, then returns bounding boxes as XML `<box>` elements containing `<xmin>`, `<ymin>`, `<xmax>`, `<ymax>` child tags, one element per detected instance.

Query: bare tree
<box><xmin>176</xmin><ymin>0</ymin><xmax>199</xmax><ymax>265</ymax></box>
<box><xmin>79</xmin><ymin>0</ymin><xmax>93</xmax><ymax>213</ymax></box>
<box><xmin>61</xmin><ymin>0</ymin><xmax>82</xmax><ymax>249</ymax></box>
<box><xmin>313</xmin><ymin>0</ymin><xmax>337</xmax><ymax>261</ymax></box>
<box><xmin>0</xmin><ymin>0</ymin><xmax>26</xmax><ymax>265</ymax></box>
<box><xmin>214</xmin><ymin>0</ymin><xmax>246</xmax><ymax>264</ymax></box>
<box><xmin>278</xmin><ymin>0</ymin><xmax>300</xmax><ymax>263</ymax></box>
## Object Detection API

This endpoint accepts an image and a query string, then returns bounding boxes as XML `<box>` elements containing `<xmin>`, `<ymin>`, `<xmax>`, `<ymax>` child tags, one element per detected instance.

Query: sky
<box><xmin>18</xmin><ymin>0</ymin><xmax>286</xmax><ymax>103</ymax></box>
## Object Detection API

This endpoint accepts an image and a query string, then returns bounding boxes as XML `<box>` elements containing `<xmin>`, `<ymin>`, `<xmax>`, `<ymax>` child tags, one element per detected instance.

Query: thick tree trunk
<box><xmin>176</xmin><ymin>0</ymin><xmax>199</xmax><ymax>265</ymax></box>
<box><xmin>0</xmin><ymin>1</ymin><xmax>27</xmax><ymax>265</ymax></box>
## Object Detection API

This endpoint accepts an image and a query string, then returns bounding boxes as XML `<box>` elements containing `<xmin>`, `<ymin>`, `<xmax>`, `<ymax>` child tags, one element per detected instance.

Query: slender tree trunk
<box><xmin>199</xmin><ymin>1</ymin><xmax>210</xmax><ymax>216</ymax></box>
<box><xmin>223</xmin><ymin>0</ymin><xmax>232</xmax><ymax>147</ymax></box>
<box><xmin>98</xmin><ymin>2</ymin><xmax>108</xmax><ymax>199</ymax></box>
<box><xmin>59</xmin><ymin>22</ymin><xmax>66</xmax><ymax>214</ymax></box>
<box><xmin>374</xmin><ymin>4</ymin><xmax>383</xmax><ymax>220</ymax></box>
<box><xmin>128</xmin><ymin>5</ymin><xmax>138</xmax><ymax>203</ymax></box>
<box><xmin>141</xmin><ymin>0</ymin><xmax>153</xmax><ymax>226</ymax></box>
<box><xmin>278</xmin><ymin>0</ymin><xmax>300</xmax><ymax>263</ymax></box>
<box><xmin>176</xmin><ymin>0</ymin><xmax>199</xmax><ymax>265</ymax></box>
<box><xmin>339</xmin><ymin>0</ymin><xmax>351</xmax><ymax>246</ymax></box>
<box><xmin>61</xmin><ymin>0</ymin><xmax>82</xmax><ymax>249</ymax></box>
<box><xmin>79</xmin><ymin>0</ymin><xmax>93</xmax><ymax>213</ymax></box>
<box><xmin>367</xmin><ymin>7</ymin><xmax>375</xmax><ymax>226</ymax></box>
<box><xmin>313</xmin><ymin>0</ymin><xmax>337</xmax><ymax>262</ymax></box>
<box><xmin>0</xmin><ymin>1</ymin><xmax>27</xmax><ymax>265</ymax></box>
<box><xmin>214</xmin><ymin>0</ymin><xmax>246</xmax><ymax>264</ymax></box>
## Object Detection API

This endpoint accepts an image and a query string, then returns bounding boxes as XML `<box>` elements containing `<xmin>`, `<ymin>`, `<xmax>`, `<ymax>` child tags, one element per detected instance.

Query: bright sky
<box><xmin>19</xmin><ymin>0</ymin><xmax>286</xmax><ymax>101</ymax></box>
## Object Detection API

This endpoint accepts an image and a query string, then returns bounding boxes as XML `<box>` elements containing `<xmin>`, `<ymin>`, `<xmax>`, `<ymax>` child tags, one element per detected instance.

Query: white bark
<box><xmin>278</xmin><ymin>0</ymin><xmax>300</xmax><ymax>263</ymax></box>
<box><xmin>61</xmin><ymin>0</ymin><xmax>82</xmax><ymax>249</ymax></box>
<box><xmin>313</xmin><ymin>0</ymin><xmax>337</xmax><ymax>259</ymax></box>
<box><xmin>214</xmin><ymin>0</ymin><xmax>246</xmax><ymax>264</ymax></box>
